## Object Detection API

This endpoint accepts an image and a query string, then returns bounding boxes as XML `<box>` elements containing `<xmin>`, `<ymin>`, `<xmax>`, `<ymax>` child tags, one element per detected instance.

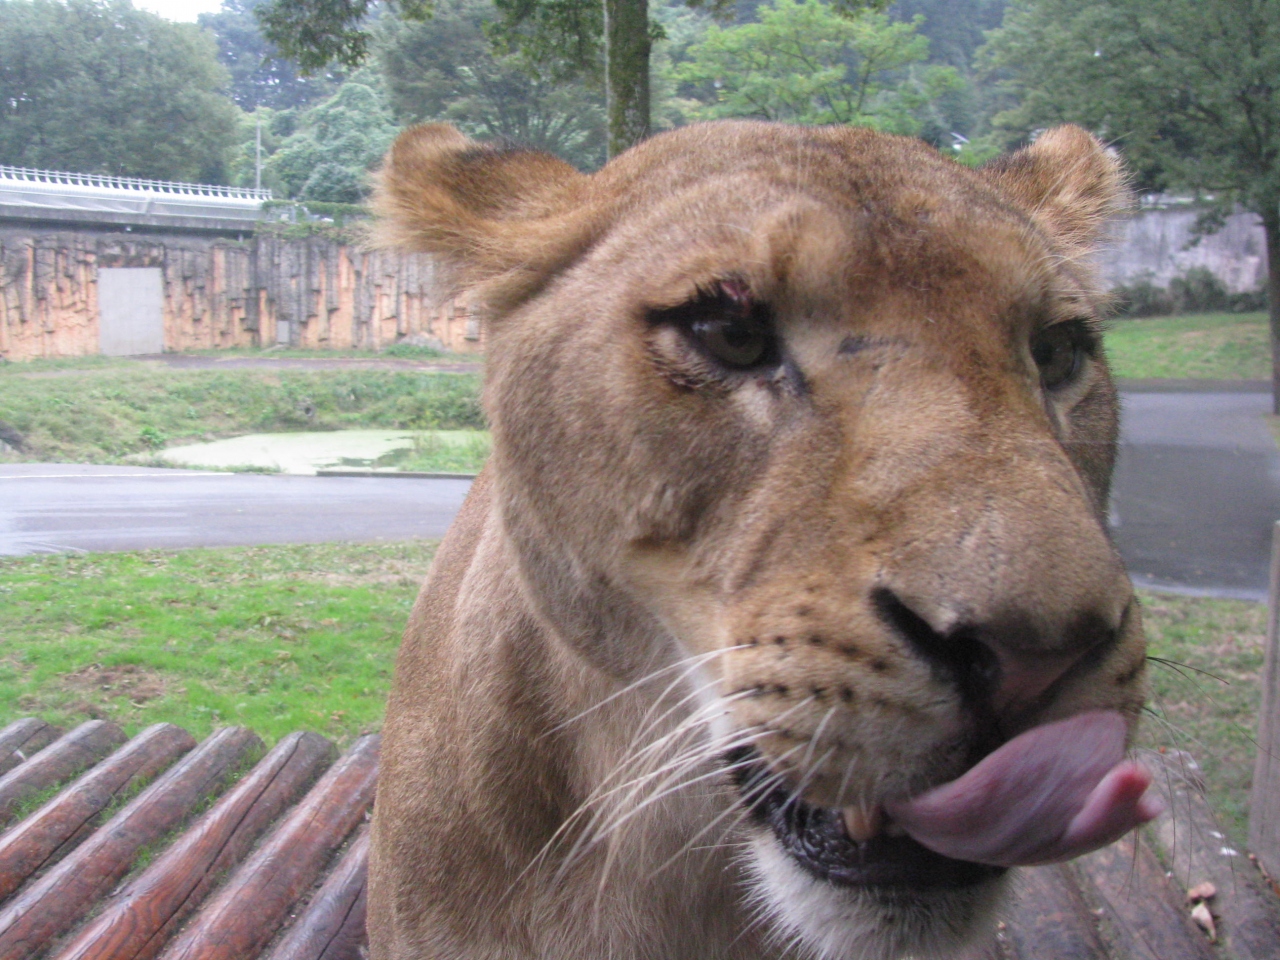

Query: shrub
<box><xmin>1112</xmin><ymin>267</ymin><xmax>1267</xmax><ymax>318</ymax></box>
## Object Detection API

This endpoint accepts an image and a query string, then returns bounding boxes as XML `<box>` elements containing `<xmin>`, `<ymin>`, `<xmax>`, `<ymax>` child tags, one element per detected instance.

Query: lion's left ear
<box><xmin>981</xmin><ymin>125</ymin><xmax>1130</xmax><ymax>254</ymax></box>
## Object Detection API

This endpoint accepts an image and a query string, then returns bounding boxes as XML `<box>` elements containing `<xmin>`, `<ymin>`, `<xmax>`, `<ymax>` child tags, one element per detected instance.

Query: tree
<box><xmin>674</xmin><ymin>0</ymin><xmax>959</xmax><ymax>131</ymax></box>
<box><xmin>264</xmin><ymin>70</ymin><xmax>400</xmax><ymax>197</ymax></box>
<box><xmin>378</xmin><ymin>0</ymin><xmax>605</xmax><ymax>169</ymax></box>
<box><xmin>257</xmin><ymin>0</ymin><xmax>888</xmax><ymax>157</ymax></box>
<box><xmin>980</xmin><ymin>0</ymin><xmax>1280</xmax><ymax>410</ymax></box>
<box><xmin>0</xmin><ymin>0</ymin><xmax>240</xmax><ymax>181</ymax></box>
<box><xmin>198</xmin><ymin>0</ymin><xmax>339</xmax><ymax>111</ymax></box>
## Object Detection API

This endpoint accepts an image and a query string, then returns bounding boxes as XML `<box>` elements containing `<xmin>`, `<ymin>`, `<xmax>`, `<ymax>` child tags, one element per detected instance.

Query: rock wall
<box><xmin>1099</xmin><ymin>205</ymin><xmax>1267</xmax><ymax>294</ymax></box>
<box><xmin>0</xmin><ymin>226</ymin><xmax>481</xmax><ymax>361</ymax></box>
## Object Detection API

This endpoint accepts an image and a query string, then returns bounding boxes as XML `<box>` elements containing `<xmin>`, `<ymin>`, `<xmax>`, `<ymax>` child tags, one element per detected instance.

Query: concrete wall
<box><xmin>0</xmin><ymin>225</ymin><xmax>481</xmax><ymax>361</ymax></box>
<box><xmin>1100</xmin><ymin>205</ymin><xmax>1266</xmax><ymax>294</ymax></box>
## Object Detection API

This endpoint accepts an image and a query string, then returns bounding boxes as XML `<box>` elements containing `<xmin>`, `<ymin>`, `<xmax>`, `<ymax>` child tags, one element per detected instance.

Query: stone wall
<box><xmin>1099</xmin><ymin>205</ymin><xmax>1266</xmax><ymax>294</ymax></box>
<box><xmin>0</xmin><ymin>225</ymin><xmax>480</xmax><ymax>361</ymax></box>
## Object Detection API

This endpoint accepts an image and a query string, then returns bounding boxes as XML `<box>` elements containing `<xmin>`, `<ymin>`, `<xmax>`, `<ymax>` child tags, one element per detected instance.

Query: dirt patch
<box><xmin>58</xmin><ymin>664</ymin><xmax>171</xmax><ymax>706</ymax></box>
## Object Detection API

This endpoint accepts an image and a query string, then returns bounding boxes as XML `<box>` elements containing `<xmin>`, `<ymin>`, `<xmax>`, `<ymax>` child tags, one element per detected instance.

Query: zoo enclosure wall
<box><xmin>0</xmin><ymin>224</ymin><xmax>481</xmax><ymax>361</ymax></box>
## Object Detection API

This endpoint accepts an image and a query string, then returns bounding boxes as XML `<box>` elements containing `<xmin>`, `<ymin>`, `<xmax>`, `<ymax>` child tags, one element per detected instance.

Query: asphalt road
<box><xmin>0</xmin><ymin>464</ymin><xmax>471</xmax><ymax>555</ymax></box>
<box><xmin>1</xmin><ymin>386</ymin><xmax>1275</xmax><ymax>599</ymax></box>
<box><xmin>1111</xmin><ymin>384</ymin><xmax>1278</xmax><ymax>600</ymax></box>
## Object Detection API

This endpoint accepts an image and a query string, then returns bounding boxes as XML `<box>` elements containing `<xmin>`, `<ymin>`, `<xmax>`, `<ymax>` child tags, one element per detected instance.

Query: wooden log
<box><xmin>158</xmin><ymin>734</ymin><xmax>379</xmax><ymax>960</ymax></box>
<box><xmin>0</xmin><ymin>723</ymin><xmax>194</xmax><ymax>901</ymax></box>
<box><xmin>1075</xmin><ymin>831</ymin><xmax>1215</xmax><ymax>960</ymax></box>
<box><xmin>1001</xmin><ymin>863</ymin><xmax>1110</xmax><ymax>959</ymax></box>
<box><xmin>0</xmin><ymin>720</ymin><xmax>59</xmax><ymax>777</ymax></box>
<box><xmin>1141</xmin><ymin>748</ymin><xmax>1280</xmax><ymax>960</ymax></box>
<box><xmin>52</xmin><ymin>731</ymin><xmax>334</xmax><ymax>960</ymax></box>
<box><xmin>263</xmin><ymin>826</ymin><xmax>369</xmax><ymax>960</ymax></box>
<box><xmin>0</xmin><ymin>726</ymin><xmax>261</xmax><ymax>960</ymax></box>
<box><xmin>1250</xmin><ymin>519</ymin><xmax>1280</xmax><ymax>880</ymax></box>
<box><xmin>0</xmin><ymin>722</ymin><xmax>126</xmax><ymax>827</ymax></box>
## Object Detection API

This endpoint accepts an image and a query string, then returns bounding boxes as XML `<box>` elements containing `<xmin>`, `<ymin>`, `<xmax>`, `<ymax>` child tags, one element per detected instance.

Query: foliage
<box><xmin>199</xmin><ymin>0</ymin><xmax>340</xmax><ymax>111</ymax></box>
<box><xmin>257</xmin><ymin>0</ymin><xmax>434</xmax><ymax>71</ymax></box>
<box><xmin>673</xmin><ymin>0</ymin><xmax>960</xmax><ymax>131</ymax></box>
<box><xmin>0</xmin><ymin>0</ymin><xmax>240</xmax><ymax>181</ymax></box>
<box><xmin>0</xmin><ymin>541</ymin><xmax>439</xmax><ymax>745</ymax></box>
<box><xmin>1102</xmin><ymin>311</ymin><xmax>1268</xmax><ymax>380</ymax></box>
<box><xmin>0</xmin><ymin>364</ymin><xmax>484</xmax><ymax>463</ymax></box>
<box><xmin>377</xmin><ymin>0</ymin><xmax>605</xmax><ymax>168</ymax></box>
<box><xmin>1112</xmin><ymin>268</ymin><xmax>1268</xmax><ymax>320</ymax></box>
<box><xmin>264</xmin><ymin>69</ymin><xmax>400</xmax><ymax>197</ymax></box>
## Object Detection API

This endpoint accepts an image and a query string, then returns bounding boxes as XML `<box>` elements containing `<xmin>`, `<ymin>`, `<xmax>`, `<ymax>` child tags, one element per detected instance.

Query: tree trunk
<box><xmin>604</xmin><ymin>0</ymin><xmax>650</xmax><ymax>158</ymax></box>
<box><xmin>1266</xmin><ymin>206</ymin><xmax>1280</xmax><ymax>414</ymax></box>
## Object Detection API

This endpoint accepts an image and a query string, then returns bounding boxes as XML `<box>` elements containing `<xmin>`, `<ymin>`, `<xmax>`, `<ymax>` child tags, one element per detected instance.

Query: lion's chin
<box><xmin>747</xmin><ymin>833</ymin><xmax>1007</xmax><ymax>960</ymax></box>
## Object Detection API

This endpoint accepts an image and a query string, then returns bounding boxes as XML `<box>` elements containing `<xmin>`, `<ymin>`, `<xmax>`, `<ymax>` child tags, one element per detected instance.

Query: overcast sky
<box><xmin>136</xmin><ymin>0</ymin><xmax>223</xmax><ymax>22</ymax></box>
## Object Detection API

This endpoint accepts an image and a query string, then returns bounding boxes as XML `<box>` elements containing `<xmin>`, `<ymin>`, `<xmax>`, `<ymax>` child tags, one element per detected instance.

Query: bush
<box><xmin>1112</xmin><ymin>268</ymin><xmax>1268</xmax><ymax>318</ymax></box>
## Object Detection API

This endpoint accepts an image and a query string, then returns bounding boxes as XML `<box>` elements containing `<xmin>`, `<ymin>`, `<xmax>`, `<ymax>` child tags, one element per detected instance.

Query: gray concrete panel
<box><xmin>98</xmin><ymin>268</ymin><xmax>164</xmax><ymax>356</ymax></box>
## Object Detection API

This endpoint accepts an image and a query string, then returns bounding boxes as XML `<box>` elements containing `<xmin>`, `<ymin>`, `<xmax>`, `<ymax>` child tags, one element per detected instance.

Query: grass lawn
<box><xmin>0</xmin><ymin>541</ymin><xmax>437</xmax><ymax>747</ymax></box>
<box><xmin>0</xmin><ymin>540</ymin><xmax>1266</xmax><ymax>848</ymax></box>
<box><xmin>1103</xmin><ymin>311</ymin><xmax>1268</xmax><ymax>380</ymax></box>
<box><xmin>0</xmin><ymin>359</ymin><xmax>483</xmax><ymax>464</ymax></box>
<box><xmin>1138</xmin><ymin>591</ymin><xmax>1267</xmax><ymax>846</ymax></box>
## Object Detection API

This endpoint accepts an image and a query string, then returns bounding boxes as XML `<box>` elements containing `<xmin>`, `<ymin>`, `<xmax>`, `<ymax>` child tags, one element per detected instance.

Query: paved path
<box><xmin>1112</xmin><ymin>384</ymin><xmax>1278</xmax><ymax>600</ymax></box>
<box><xmin>0</xmin><ymin>464</ymin><xmax>471</xmax><ymax>555</ymax></box>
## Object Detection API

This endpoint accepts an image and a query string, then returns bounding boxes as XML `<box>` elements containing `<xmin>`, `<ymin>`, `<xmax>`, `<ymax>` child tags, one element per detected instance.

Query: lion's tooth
<box><xmin>841</xmin><ymin>805</ymin><xmax>883</xmax><ymax>842</ymax></box>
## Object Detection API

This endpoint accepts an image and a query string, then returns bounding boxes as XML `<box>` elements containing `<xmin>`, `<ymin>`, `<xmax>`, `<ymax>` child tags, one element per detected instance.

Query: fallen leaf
<box><xmin>1190</xmin><ymin>902</ymin><xmax>1216</xmax><ymax>941</ymax></box>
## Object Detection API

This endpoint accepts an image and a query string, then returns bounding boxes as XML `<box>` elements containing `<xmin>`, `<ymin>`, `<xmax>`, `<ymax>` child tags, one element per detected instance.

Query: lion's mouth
<box><xmin>727</xmin><ymin>711</ymin><xmax>1162</xmax><ymax>890</ymax></box>
<box><xmin>726</xmin><ymin>746</ymin><xmax>1002</xmax><ymax>890</ymax></box>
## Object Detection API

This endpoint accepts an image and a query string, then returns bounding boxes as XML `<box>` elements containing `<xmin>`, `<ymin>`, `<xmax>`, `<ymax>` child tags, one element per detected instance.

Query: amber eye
<box><xmin>690</xmin><ymin>313</ymin><xmax>771</xmax><ymax>368</ymax></box>
<box><xmin>1031</xmin><ymin>322</ymin><xmax>1086</xmax><ymax>389</ymax></box>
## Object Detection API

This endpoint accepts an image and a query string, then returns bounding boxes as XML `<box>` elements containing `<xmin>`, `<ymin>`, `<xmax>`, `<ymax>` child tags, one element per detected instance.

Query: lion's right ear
<box><xmin>371</xmin><ymin>124</ymin><xmax>597</xmax><ymax>304</ymax></box>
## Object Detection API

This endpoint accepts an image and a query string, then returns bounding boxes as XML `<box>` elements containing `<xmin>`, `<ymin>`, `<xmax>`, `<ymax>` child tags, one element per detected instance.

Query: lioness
<box><xmin>368</xmin><ymin>121</ymin><xmax>1159</xmax><ymax>960</ymax></box>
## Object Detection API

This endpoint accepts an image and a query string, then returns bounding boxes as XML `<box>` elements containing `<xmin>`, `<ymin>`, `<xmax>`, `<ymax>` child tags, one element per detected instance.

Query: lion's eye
<box><xmin>1030</xmin><ymin>322</ymin><xmax>1087</xmax><ymax>389</ymax></box>
<box><xmin>690</xmin><ymin>314</ymin><xmax>771</xmax><ymax>368</ymax></box>
<box><xmin>650</xmin><ymin>278</ymin><xmax>780</xmax><ymax>373</ymax></box>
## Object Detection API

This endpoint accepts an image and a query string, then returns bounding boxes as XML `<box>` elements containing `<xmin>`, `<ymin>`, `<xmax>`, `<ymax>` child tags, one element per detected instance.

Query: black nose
<box><xmin>872</xmin><ymin>586</ymin><xmax>1121</xmax><ymax>722</ymax></box>
<box><xmin>871</xmin><ymin>588</ymin><xmax>1002</xmax><ymax>709</ymax></box>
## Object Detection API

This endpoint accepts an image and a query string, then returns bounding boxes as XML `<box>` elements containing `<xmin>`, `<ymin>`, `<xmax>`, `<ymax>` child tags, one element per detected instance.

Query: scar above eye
<box><xmin>838</xmin><ymin>335</ymin><xmax>909</xmax><ymax>357</ymax></box>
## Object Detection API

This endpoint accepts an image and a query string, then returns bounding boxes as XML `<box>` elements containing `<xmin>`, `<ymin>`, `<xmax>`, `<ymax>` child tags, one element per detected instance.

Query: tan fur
<box><xmin>369</xmin><ymin>121</ymin><xmax>1144</xmax><ymax>960</ymax></box>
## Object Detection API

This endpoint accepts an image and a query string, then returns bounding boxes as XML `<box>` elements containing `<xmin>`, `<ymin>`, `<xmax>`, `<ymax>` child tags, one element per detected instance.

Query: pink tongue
<box><xmin>882</xmin><ymin>711</ymin><xmax>1163</xmax><ymax>867</ymax></box>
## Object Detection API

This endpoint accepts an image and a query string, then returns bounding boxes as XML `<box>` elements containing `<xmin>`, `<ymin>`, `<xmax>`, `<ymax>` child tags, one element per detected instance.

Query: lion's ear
<box><xmin>981</xmin><ymin>125</ymin><xmax>1130</xmax><ymax>254</ymax></box>
<box><xmin>372</xmin><ymin>124</ymin><xmax>597</xmax><ymax>304</ymax></box>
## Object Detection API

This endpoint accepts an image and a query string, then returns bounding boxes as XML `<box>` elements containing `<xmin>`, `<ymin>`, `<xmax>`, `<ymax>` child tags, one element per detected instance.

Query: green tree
<box><xmin>199</xmin><ymin>0</ymin><xmax>340</xmax><ymax>111</ymax></box>
<box><xmin>674</xmin><ymin>0</ymin><xmax>959</xmax><ymax>131</ymax></box>
<box><xmin>264</xmin><ymin>70</ymin><xmax>401</xmax><ymax>198</ymax></box>
<box><xmin>378</xmin><ymin>0</ymin><xmax>605</xmax><ymax>168</ymax></box>
<box><xmin>979</xmin><ymin>0</ymin><xmax>1280</xmax><ymax>410</ymax></box>
<box><xmin>257</xmin><ymin>0</ymin><xmax>888</xmax><ymax>157</ymax></box>
<box><xmin>0</xmin><ymin>0</ymin><xmax>240</xmax><ymax>181</ymax></box>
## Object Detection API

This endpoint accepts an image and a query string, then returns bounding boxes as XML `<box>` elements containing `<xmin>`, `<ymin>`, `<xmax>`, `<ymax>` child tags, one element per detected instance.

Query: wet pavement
<box><xmin>1111</xmin><ymin>384</ymin><xmax>1278</xmax><ymax>600</ymax></box>
<box><xmin>0</xmin><ymin>464</ymin><xmax>470</xmax><ymax>555</ymax></box>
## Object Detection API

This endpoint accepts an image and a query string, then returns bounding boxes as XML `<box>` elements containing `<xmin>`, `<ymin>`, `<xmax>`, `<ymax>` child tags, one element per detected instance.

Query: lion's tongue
<box><xmin>882</xmin><ymin>711</ymin><xmax>1163</xmax><ymax>867</ymax></box>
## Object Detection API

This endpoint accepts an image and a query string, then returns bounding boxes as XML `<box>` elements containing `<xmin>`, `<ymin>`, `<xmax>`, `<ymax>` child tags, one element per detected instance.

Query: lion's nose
<box><xmin>871</xmin><ymin>588</ymin><xmax>1117</xmax><ymax>719</ymax></box>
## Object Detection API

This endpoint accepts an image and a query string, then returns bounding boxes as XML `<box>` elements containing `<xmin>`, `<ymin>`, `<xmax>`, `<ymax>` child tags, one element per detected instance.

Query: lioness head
<box><xmin>374</xmin><ymin>121</ymin><xmax>1150</xmax><ymax>959</ymax></box>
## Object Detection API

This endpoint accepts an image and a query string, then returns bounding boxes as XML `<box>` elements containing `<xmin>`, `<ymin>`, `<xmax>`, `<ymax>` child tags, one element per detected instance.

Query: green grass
<box><xmin>0</xmin><ymin>362</ymin><xmax>484</xmax><ymax>463</ymax></box>
<box><xmin>0</xmin><ymin>541</ymin><xmax>438</xmax><ymax>747</ymax></box>
<box><xmin>0</xmin><ymin>543</ymin><xmax>1265</xmax><ymax>848</ymax></box>
<box><xmin>372</xmin><ymin>430</ymin><xmax>493</xmax><ymax>473</ymax></box>
<box><xmin>1103</xmin><ymin>311</ymin><xmax>1269</xmax><ymax>380</ymax></box>
<box><xmin>1137</xmin><ymin>590</ymin><xmax>1267</xmax><ymax>846</ymax></box>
